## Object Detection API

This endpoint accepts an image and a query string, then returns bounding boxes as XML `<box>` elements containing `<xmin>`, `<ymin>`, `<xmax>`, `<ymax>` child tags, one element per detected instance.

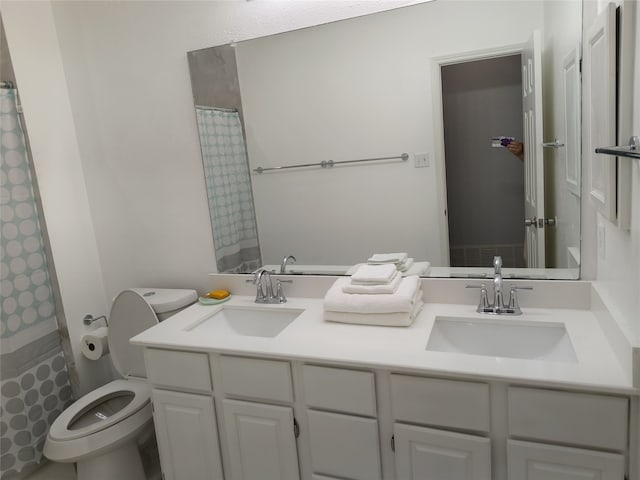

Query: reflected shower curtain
<box><xmin>0</xmin><ymin>89</ymin><xmax>72</xmax><ymax>476</ymax></box>
<box><xmin>196</xmin><ymin>107</ymin><xmax>261</xmax><ymax>272</ymax></box>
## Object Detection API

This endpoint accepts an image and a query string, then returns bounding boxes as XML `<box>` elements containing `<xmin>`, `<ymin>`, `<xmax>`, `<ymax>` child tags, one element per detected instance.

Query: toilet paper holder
<box><xmin>83</xmin><ymin>314</ymin><xmax>108</xmax><ymax>327</ymax></box>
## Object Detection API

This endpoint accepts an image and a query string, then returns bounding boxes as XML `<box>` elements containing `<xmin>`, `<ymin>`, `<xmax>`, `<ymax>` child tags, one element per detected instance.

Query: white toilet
<box><xmin>44</xmin><ymin>288</ymin><xmax>197</xmax><ymax>480</ymax></box>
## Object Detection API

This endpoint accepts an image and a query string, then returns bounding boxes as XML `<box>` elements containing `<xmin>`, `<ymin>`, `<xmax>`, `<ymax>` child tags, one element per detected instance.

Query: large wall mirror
<box><xmin>188</xmin><ymin>0</ymin><xmax>583</xmax><ymax>279</ymax></box>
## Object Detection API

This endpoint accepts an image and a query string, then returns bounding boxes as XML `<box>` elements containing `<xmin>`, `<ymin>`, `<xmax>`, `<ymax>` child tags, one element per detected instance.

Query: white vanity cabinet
<box><xmin>506</xmin><ymin>387</ymin><xmax>628</xmax><ymax>480</ymax></box>
<box><xmin>389</xmin><ymin>374</ymin><xmax>492</xmax><ymax>480</ymax></box>
<box><xmin>144</xmin><ymin>348</ymin><xmax>224</xmax><ymax>480</ymax></box>
<box><xmin>301</xmin><ymin>365</ymin><xmax>382</xmax><ymax>480</ymax></box>
<box><xmin>151</xmin><ymin>389</ymin><xmax>224</xmax><ymax>480</ymax></box>
<box><xmin>142</xmin><ymin>348</ymin><xmax>634</xmax><ymax>480</ymax></box>
<box><xmin>222</xmin><ymin>399</ymin><xmax>299</xmax><ymax>480</ymax></box>
<box><xmin>217</xmin><ymin>355</ymin><xmax>300</xmax><ymax>480</ymax></box>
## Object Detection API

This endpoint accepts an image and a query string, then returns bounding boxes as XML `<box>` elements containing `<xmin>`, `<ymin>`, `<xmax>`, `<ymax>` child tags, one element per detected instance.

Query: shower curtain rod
<box><xmin>253</xmin><ymin>153</ymin><xmax>409</xmax><ymax>174</ymax></box>
<box><xmin>0</xmin><ymin>81</ymin><xmax>16</xmax><ymax>89</ymax></box>
<box><xmin>195</xmin><ymin>105</ymin><xmax>238</xmax><ymax>113</ymax></box>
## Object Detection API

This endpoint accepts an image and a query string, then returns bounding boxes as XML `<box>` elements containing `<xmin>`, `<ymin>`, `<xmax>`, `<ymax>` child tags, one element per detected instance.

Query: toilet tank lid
<box><xmin>131</xmin><ymin>288</ymin><xmax>197</xmax><ymax>314</ymax></box>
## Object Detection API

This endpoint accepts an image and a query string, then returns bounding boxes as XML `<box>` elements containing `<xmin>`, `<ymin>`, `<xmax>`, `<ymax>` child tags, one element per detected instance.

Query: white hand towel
<box><xmin>402</xmin><ymin>261</ymin><xmax>431</xmax><ymax>276</ymax></box>
<box><xmin>397</xmin><ymin>257</ymin><xmax>415</xmax><ymax>272</ymax></box>
<box><xmin>342</xmin><ymin>270</ymin><xmax>402</xmax><ymax>294</ymax></box>
<box><xmin>351</xmin><ymin>263</ymin><xmax>397</xmax><ymax>285</ymax></box>
<box><xmin>324</xmin><ymin>276</ymin><xmax>421</xmax><ymax>314</ymax></box>
<box><xmin>324</xmin><ymin>299</ymin><xmax>424</xmax><ymax>327</ymax></box>
<box><xmin>368</xmin><ymin>252</ymin><xmax>408</xmax><ymax>264</ymax></box>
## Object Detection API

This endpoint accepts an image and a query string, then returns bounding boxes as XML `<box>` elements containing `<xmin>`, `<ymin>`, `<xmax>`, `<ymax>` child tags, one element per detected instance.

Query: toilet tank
<box><xmin>132</xmin><ymin>288</ymin><xmax>197</xmax><ymax>321</ymax></box>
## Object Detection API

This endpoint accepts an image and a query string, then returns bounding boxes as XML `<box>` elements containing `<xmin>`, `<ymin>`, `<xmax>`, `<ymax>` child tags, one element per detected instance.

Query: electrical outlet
<box><xmin>414</xmin><ymin>152</ymin><xmax>430</xmax><ymax>168</ymax></box>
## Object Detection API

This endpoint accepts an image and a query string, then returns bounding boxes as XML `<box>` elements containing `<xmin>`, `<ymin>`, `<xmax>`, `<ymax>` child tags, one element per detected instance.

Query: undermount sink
<box><xmin>426</xmin><ymin>316</ymin><xmax>577</xmax><ymax>362</ymax></box>
<box><xmin>186</xmin><ymin>306</ymin><xmax>304</xmax><ymax>338</ymax></box>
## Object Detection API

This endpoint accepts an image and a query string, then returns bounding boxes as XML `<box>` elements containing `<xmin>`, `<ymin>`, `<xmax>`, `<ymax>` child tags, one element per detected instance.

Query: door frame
<box><xmin>431</xmin><ymin>44</ymin><xmax>524</xmax><ymax>267</ymax></box>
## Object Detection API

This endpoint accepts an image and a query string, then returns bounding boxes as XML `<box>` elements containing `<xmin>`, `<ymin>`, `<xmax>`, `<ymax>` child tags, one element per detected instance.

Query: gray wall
<box><xmin>188</xmin><ymin>44</ymin><xmax>242</xmax><ymax>110</ymax></box>
<box><xmin>442</xmin><ymin>55</ymin><xmax>524</xmax><ymax>265</ymax></box>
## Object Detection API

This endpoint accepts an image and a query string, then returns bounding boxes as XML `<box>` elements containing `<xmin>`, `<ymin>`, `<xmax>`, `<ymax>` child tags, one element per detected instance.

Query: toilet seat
<box><xmin>47</xmin><ymin>379</ymin><xmax>151</xmax><ymax>442</ymax></box>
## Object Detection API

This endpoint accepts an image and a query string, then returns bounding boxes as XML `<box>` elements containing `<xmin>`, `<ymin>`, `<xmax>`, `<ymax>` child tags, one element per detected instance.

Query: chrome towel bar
<box><xmin>253</xmin><ymin>153</ymin><xmax>409</xmax><ymax>174</ymax></box>
<box><xmin>595</xmin><ymin>136</ymin><xmax>640</xmax><ymax>159</ymax></box>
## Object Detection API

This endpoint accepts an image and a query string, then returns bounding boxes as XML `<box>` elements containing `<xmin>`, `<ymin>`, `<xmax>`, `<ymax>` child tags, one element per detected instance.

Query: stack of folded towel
<box><xmin>323</xmin><ymin>263</ymin><xmax>424</xmax><ymax>326</ymax></box>
<box><xmin>367</xmin><ymin>252</ymin><xmax>414</xmax><ymax>273</ymax></box>
<box><xmin>346</xmin><ymin>252</ymin><xmax>431</xmax><ymax>277</ymax></box>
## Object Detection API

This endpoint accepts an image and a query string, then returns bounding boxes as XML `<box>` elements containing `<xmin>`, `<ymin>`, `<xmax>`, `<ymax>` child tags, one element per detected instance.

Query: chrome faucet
<box><xmin>280</xmin><ymin>255</ymin><xmax>297</xmax><ymax>274</ymax></box>
<box><xmin>466</xmin><ymin>256</ymin><xmax>532</xmax><ymax>315</ymax></box>
<box><xmin>492</xmin><ymin>256</ymin><xmax>505</xmax><ymax>311</ymax></box>
<box><xmin>247</xmin><ymin>268</ymin><xmax>291</xmax><ymax>304</ymax></box>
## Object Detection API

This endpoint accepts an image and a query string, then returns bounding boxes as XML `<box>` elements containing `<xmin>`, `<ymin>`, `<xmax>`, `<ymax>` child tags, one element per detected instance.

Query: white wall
<box><xmin>0</xmin><ymin>0</ymin><xmax>426</xmax><ymax>392</ymax></box>
<box><xmin>237</xmin><ymin>1</ymin><xmax>544</xmax><ymax>266</ymax></box>
<box><xmin>582</xmin><ymin>0</ymin><xmax>640</xmax><ymax>346</ymax></box>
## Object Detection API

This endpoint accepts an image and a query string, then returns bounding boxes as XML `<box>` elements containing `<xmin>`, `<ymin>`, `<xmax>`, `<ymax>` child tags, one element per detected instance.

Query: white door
<box><xmin>151</xmin><ymin>389</ymin><xmax>224</xmax><ymax>480</ymax></box>
<box><xmin>306</xmin><ymin>410</ymin><xmax>382</xmax><ymax>480</ymax></box>
<box><xmin>507</xmin><ymin>440</ymin><xmax>625</xmax><ymax>480</ymax></box>
<box><xmin>222</xmin><ymin>399</ymin><xmax>300</xmax><ymax>480</ymax></box>
<box><xmin>393</xmin><ymin>423</ymin><xmax>491</xmax><ymax>480</ymax></box>
<box><xmin>522</xmin><ymin>30</ymin><xmax>546</xmax><ymax>268</ymax></box>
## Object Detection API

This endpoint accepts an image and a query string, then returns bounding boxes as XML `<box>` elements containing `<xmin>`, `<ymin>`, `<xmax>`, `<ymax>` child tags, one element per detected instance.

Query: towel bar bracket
<box><xmin>595</xmin><ymin>136</ymin><xmax>640</xmax><ymax>159</ymax></box>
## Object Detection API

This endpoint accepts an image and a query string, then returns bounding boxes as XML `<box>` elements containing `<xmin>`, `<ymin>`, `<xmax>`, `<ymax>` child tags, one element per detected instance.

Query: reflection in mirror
<box><xmin>188</xmin><ymin>0</ymin><xmax>582</xmax><ymax>279</ymax></box>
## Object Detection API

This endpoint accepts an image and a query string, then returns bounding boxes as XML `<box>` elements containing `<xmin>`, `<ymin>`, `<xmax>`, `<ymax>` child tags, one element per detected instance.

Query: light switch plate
<box><xmin>414</xmin><ymin>152</ymin><xmax>430</xmax><ymax>168</ymax></box>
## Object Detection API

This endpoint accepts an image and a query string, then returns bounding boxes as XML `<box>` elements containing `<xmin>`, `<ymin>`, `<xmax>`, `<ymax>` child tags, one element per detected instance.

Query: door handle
<box><xmin>525</xmin><ymin>216</ymin><xmax>557</xmax><ymax>228</ymax></box>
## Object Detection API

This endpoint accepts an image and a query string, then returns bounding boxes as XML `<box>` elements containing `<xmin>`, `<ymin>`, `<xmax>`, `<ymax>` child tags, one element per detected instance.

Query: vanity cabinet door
<box><xmin>222</xmin><ymin>399</ymin><xmax>300</xmax><ymax>480</ymax></box>
<box><xmin>306</xmin><ymin>410</ymin><xmax>382</xmax><ymax>480</ymax></box>
<box><xmin>393</xmin><ymin>423</ymin><xmax>491</xmax><ymax>480</ymax></box>
<box><xmin>507</xmin><ymin>440</ymin><xmax>625</xmax><ymax>480</ymax></box>
<box><xmin>151</xmin><ymin>389</ymin><xmax>224</xmax><ymax>480</ymax></box>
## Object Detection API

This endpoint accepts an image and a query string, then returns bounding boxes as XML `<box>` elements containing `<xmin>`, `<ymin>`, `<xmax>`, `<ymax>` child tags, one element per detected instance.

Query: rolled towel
<box><xmin>324</xmin><ymin>276</ymin><xmax>421</xmax><ymax>314</ymax></box>
<box><xmin>324</xmin><ymin>298</ymin><xmax>424</xmax><ymax>327</ymax></box>
<box><xmin>368</xmin><ymin>252</ymin><xmax>408</xmax><ymax>264</ymax></box>
<box><xmin>351</xmin><ymin>263</ymin><xmax>397</xmax><ymax>285</ymax></box>
<box><xmin>342</xmin><ymin>270</ymin><xmax>402</xmax><ymax>294</ymax></box>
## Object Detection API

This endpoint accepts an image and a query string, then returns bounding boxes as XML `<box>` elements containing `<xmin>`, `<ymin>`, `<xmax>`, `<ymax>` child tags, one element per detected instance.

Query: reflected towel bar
<box><xmin>195</xmin><ymin>105</ymin><xmax>238</xmax><ymax>112</ymax></box>
<box><xmin>595</xmin><ymin>136</ymin><xmax>640</xmax><ymax>159</ymax></box>
<box><xmin>253</xmin><ymin>153</ymin><xmax>409</xmax><ymax>174</ymax></box>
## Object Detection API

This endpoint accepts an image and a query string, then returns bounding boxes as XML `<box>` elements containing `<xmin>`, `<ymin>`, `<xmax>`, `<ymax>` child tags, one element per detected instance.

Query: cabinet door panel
<box><xmin>151</xmin><ymin>389</ymin><xmax>223</xmax><ymax>480</ymax></box>
<box><xmin>394</xmin><ymin>423</ymin><xmax>491</xmax><ymax>480</ymax></box>
<box><xmin>307</xmin><ymin>410</ymin><xmax>381</xmax><ymax>480</ymax></box>
<box><xmin>508</xmin><ymin>440</ymin><xmax>625</xmax><ymax>480</ymax></box>
<box><xmin>222</xmin><ymin>399</ymin><xmax>299</xmax><ymax>480</ymax></box>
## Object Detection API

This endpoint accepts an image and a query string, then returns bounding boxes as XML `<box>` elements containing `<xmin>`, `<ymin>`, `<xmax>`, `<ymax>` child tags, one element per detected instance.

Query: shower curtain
<box><xmin>0</xmin><ymin>89</ymin><xmax>73</xmax><ymax>477</ymax></box>
<box><xmin>196</xmin><ymin>107</ymin><xmax>262</xmax><ymax>273</ymax></box>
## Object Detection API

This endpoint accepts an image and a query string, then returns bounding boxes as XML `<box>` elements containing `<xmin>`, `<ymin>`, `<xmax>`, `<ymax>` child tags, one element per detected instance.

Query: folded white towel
<box><xmin>368</xmin><ymin>252</ymin><xmax>408</xmax><ymax>264</ymax></box>
<box><xmin>324</xmin><ymin>276</ymin><xmax>421</xmax><ymax>314</ymax></box>
<box><xmin>402</xmin><ymin>261</ymin><xmax>431</xmax><ymax>277</ymax></box>
<box><xmin>342</xmin><ymin>270</ymin><xmax>402</xmax><ymax>294</ymax></box>
<box><xmin>324</xmin><ymin>299</ymin><xmax>424</xmax><ymax>326</ymax></box>
<box><xmin>351</xmin><ymin>263</ymin><xmax>397</xmax><ymax>285</ymax></box>
<box><xmin>397</xmin><ymin>257</ymin><xmax>414</xmax><ymax>272</ymax></box>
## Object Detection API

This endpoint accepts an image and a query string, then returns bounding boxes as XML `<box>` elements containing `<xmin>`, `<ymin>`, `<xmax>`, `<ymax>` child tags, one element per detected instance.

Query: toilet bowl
<box><xmin>44</xmin><ymin>288</ymin><xmax>197</xmax><ymax>480</ymax></box>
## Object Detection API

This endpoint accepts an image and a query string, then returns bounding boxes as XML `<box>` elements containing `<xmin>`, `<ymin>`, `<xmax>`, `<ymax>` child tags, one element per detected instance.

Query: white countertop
<box><xmin>131</xmin><ymin>294</ymin><xmax>635</xmax><ymax>395</ymax></box>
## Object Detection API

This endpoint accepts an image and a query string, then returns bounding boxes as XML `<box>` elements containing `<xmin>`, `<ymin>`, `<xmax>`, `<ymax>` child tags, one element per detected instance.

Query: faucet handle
<box><xmin>466</xmin><ymin>284</ymin><xmax>490</xmax><ymax>312</ymax></box>
<box><xmin>507</xmin><ymin>285</ymin><xmax>533</xmax><ymax>312</ymax></box>
<box><xmin>275</xmin><ymin>279</ymin><xmax>290</xmax><ymax>303</ymax></box>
